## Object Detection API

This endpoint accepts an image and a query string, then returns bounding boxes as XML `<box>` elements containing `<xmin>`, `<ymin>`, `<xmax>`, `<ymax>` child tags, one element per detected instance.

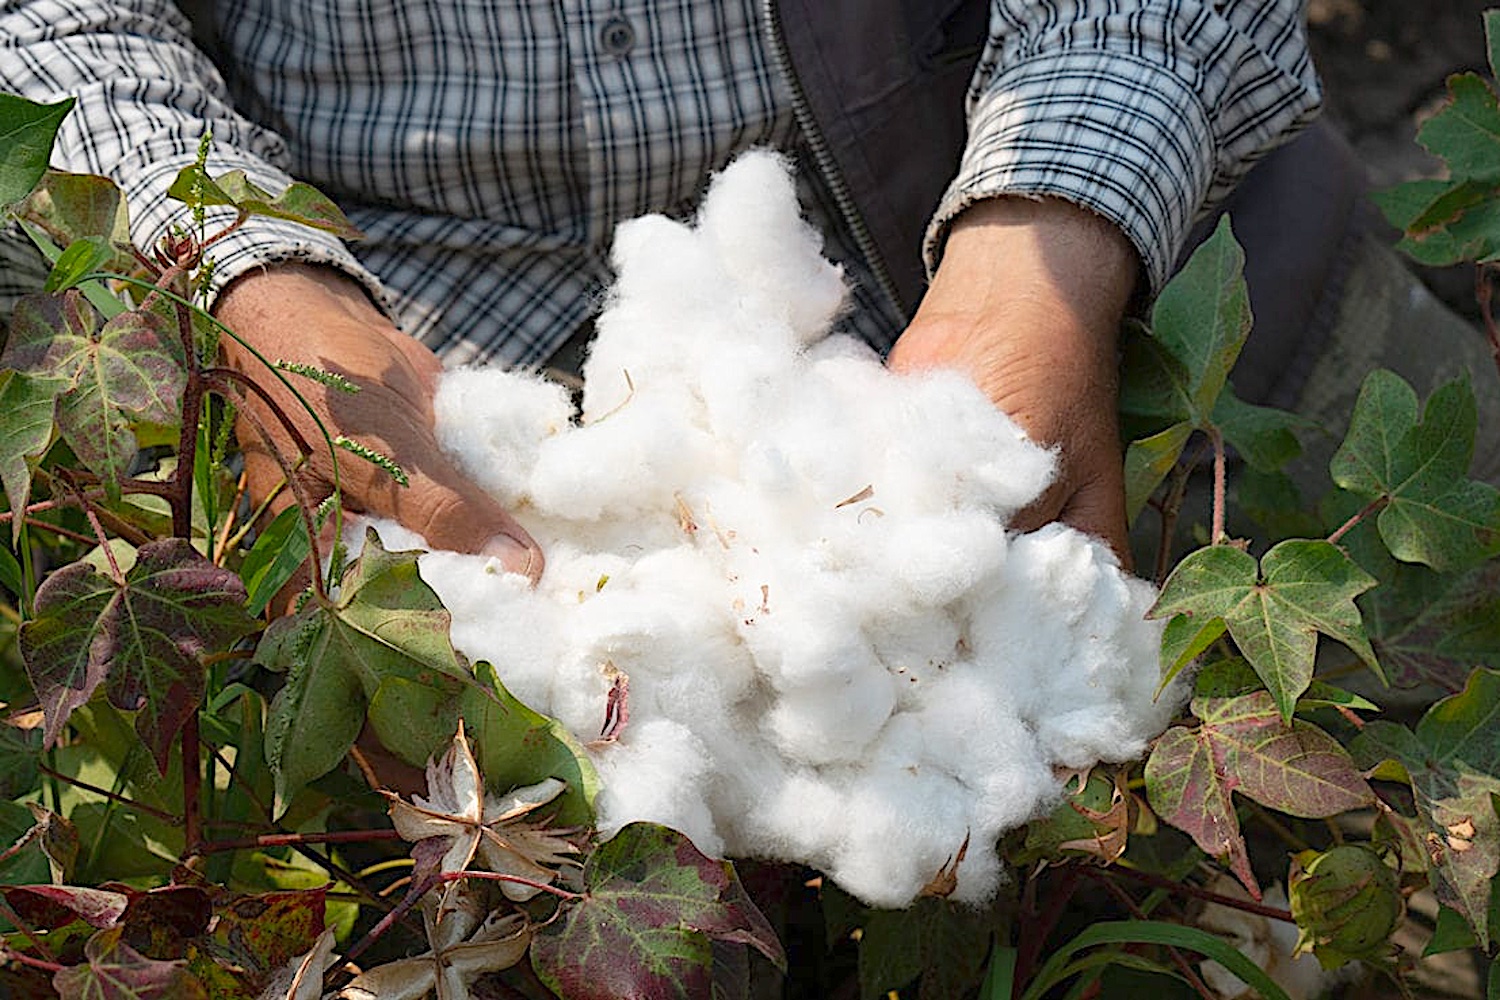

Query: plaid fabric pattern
<box><xmin>1</xmin><ymin>0</ymin><xmax>1316</xmax><ymax>365</ymax></box>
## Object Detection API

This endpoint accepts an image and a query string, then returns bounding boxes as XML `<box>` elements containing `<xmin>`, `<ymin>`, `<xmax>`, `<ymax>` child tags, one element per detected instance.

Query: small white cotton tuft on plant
<box><xmin>388</xmin><ymin>150</ymin><xmax>1178</xmax><ymax>908</ymax></box>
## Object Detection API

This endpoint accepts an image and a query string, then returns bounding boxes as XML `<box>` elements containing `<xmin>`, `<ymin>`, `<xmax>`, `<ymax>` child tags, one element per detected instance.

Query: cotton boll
<box><xmin>695</xmin><ymin>151</ymin><xmax>848</xmax><ymax>345</ymax></box>
<box><xmin>420</xmin><ymin>150</ymin><xmax>1175</xmax><ymax>909</ymax></box>
<box><xmin>434</xmin><ymin>368</ymin><xmax>573</xmax><ymax>505</ymax></box>
<box><xmin>827</xmin><ymin>760</ymin><xmax>977</xmax><ymax>908</ymax></box>
<box><xmin>591</xmin><ymin>718</ymin><xmax>723</xmax><ymax>857</ymax></box>
<box><xmin>763</xmin><ymin>669</ymin><xmax>899</xmax><ymax>767</ymax></box>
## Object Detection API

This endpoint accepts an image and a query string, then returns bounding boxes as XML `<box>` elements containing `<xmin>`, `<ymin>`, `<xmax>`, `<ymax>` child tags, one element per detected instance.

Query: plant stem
<box><xmin>1208</xmin><ymin>426</ymin><xmax>1226</xmax><ymax>545</ymax></box>
<box><xmin>35</xmin><ymin>763</ymin><xmax>182</xmax><ymax>826</ymax></box>
<box><xmin>1014</xmin><ymin>866</ymin><xmax>1083</xmax><ymax>987</ymax></box>
<box><xmin>1326</xmin><ymin>495</ymin><xmax>1388</xmax><ymax>545</ymax></box>
<box><xmin>443</xmin><ymin>869</ymin><xmax>583</xmax><ymax>902</ymax></box>
<box><xmin>0</xmin><ymin>946</ymin><xmax>65</xmax><ymax>974</ymax></box>
<box><xmin>1098</xmin><ymin>866</ymin><xmax>1294</xmax><ymax>922</ymax></box>
<box><xmin>1476</xmin><ymin>263</ymin><xmax>1500</xmax><ymax>382</ymax></box>
<box><xmin>182</xmin><ymin>711</ymin><xmax>202</xmax><ymax>855</ymax></box>
<box><xmin>195</xmin><ymin>829</ymin><xmax>403</xmax><ymax>854</ymax></box>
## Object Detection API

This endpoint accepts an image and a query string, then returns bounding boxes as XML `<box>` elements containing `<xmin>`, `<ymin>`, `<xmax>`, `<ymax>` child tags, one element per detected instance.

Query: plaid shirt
<box><xmin>1</xmin><ymin>0</ymin><xmax>1318</xmax><ymax>367</ymax></box>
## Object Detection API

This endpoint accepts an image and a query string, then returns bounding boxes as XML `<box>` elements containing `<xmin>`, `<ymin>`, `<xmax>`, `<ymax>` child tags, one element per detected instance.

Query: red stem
<box><xmin>36</xmin><ymin>764</ymin><xmax>181</xmax><ymax>825</ymax></box>
<box><xmin>441</xmin><ymin>869</ymin><xmax>583</xmax><ymax>902</ymax></box>
<box><xmin>195</xmin><ymin>829</ymin><xmax>403</xmax><ymax>854</ymax></box>
<box><xmin>1208</xmin><ymin>426</ymin><xmax>1227</xmax><ymax>545</ymax></box>
<box><xmin>182</xmin><ymin>712</ymin><xmax>202</xmax><ymax>854</ymax></box>
<box><xmin>1014</xmin><ymin>866</ymin><xmax>1083</xmax><ymax>987</ymax></box>
<box><xmin>1327</xmin><ymin>495</ymin><xmax>1389</xmax><ymax>546</ymax></box>
<box><xmin>202</xmin><ymin>367</ymin><xmax>315</xmax><ymax>456</ymax></box>
<box><xmin>1091</xmin><ymin>866</ymin><xmax>1295</xmax><ymax>923</ymax></box>
<box><xmin>0</xmin><ymin>946</ymin><xmax>65</xmax><ymax>974</ymax></box>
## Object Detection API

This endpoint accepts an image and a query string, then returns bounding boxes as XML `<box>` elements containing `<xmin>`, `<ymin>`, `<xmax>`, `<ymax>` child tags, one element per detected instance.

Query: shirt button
<box><xmin>599</xmin><ymin>16</ymin><xmax>635</xmax><ymax>56</ymax></box>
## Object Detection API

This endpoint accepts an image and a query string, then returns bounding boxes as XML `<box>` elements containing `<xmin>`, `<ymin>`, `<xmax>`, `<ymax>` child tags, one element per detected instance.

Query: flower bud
<box><xmin>1288</xmin><ymin>845</ymin><xmax>1402</xmax><ymax>969</ymax></box>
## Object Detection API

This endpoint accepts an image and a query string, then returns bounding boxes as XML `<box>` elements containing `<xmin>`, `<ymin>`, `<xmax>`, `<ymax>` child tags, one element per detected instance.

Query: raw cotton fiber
<box><xmin>395</xmin><ymin>151</ymin><xmax>1176</xmax><ymax>908</ymax></box>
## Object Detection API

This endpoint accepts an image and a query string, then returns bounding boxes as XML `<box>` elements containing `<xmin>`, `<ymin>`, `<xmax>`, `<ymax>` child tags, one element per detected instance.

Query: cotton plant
<box><xmin>360</xmin><ymin>150</ymin><xmax>1178</xmax><ymax>908</ymax></box>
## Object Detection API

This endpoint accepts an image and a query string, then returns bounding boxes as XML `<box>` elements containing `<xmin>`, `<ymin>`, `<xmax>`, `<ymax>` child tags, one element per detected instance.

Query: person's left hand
<box><xmin>887</xmin><ymin>196</ymin><xmax>1139</xmax><ymax>565</ymax></box>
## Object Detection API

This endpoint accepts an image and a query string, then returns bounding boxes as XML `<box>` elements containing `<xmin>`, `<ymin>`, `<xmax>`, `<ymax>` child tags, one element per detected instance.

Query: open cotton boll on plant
<box><xmin>393</xmin><ymin>150</ymin><xmax>1178</xmax><ymax>908</ymax></box>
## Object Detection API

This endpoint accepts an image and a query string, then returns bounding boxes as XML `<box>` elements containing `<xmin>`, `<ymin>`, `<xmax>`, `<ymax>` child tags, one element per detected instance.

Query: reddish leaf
<box><xmin>0</xmin><ymin>292</ymin><xmax>185</xmax><ymax>487</ymax></box>
<box><xmin>531</xmin><ymin>823</ymin><xmax>784</xmax><ymax>1000</ymax></box>
<box><xmin>210</xmin><ymin>887</ymin><xmax>328</xmax><ymax>978</ymax></box>
<box><xmin>4</xmin><ymin>885</ymin><xmax>128</xmax><ymax>930</ymax></box>
<box><xmin>53</xmin><ymin>927</ymin><xmax>207</xmax><ymax>999</ymax></box>
<box><xmin>1146</xmin><ymin>689</ymin><xmax>1375</xmax><ymax>898</ymax></box>
<box><xmin>19</xmin><ymin>539</ymin><xmax>258</xmax><ymax>769</ymax></box>
<box><xmin>116</xmin><ymin>885</ymin><xmax>213</xmax><ymax>960</ymax></box>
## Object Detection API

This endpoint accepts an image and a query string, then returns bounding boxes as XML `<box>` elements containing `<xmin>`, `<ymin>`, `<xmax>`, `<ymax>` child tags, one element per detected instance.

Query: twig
<box><xmin>441</xmin><ymin>869</ymin><xmax>583</xmax><ymax>902</ymax></box>
<box><xmin>1327</xmin><ymin>495</ymin><xmax>1388</xmax><ymax>545</ymax></box>
<box><xmin>36</xmin><ymin>763</ymin><xmax>181</xmax><ymax>826</ymax></box>
<box><xmin>0</xmin><ymin>946</ymin><xmax>65</xmax><ymax>974</ymax></box>
<box><xmin>195</xmin><ymin>829</ymin><xmax>403</xmax><ymax>855</ymax></box>
<box><xmin>181</xmin><ymin>712</ymin><xmax>202</xmax><ymax>855</ymax></box>
<box><xmin>1101</xmin><ymin>866</ymin><xmax>1294</xmax><ymax>922</ymax></box>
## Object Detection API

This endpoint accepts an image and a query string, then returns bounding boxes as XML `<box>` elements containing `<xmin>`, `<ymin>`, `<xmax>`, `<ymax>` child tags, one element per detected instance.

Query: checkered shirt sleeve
<box><xmin>930</xmin><ymin>0</ymin><xmax>1322</xmax><ymax>295</ymax></box>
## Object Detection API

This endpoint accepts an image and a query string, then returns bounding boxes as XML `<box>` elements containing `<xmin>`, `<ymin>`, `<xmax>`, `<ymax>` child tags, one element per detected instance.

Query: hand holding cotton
<box><xmin>407</xmin><ymin>151</ymin><xmax>1176</xmax><ymax>908</ymax></box>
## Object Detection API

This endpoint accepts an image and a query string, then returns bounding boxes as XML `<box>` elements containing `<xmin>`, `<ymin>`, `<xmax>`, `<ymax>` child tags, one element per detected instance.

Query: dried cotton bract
<box><xmin>415</xmin><ymin>151</ymin><xmax>1177</xmax><ymax>908</ymax></box>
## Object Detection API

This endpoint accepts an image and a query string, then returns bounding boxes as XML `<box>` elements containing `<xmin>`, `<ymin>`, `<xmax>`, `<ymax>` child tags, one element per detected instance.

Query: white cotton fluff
<box><xmin>405</xmin><ymin>150</ymin><xmax>1178</xmax><ymax>908</ymax></box>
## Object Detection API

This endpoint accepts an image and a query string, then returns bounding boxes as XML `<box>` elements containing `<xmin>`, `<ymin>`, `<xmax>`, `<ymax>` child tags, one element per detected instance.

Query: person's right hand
<box><xmin>214</xmin><ymin>263</ymin><xmax>543</xmax><ymax>582</ymax></box>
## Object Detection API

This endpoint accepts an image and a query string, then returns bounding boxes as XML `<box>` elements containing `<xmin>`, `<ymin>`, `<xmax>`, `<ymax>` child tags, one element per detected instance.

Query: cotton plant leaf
<box><xmin>1331</xmin><ymin>371</ymin><xmax>1500</xmax><ymax>572</ymax></box>
<box><xmin>166</xmin><ymin>165</ymin><xmax>363</xmax><ymax>240</ymax></box>
<box><xmin>18</xmin><ymin>538</ymin><xmax>258</xmax><ymax>770</ymax></box>
<box><xmin>0</xmin><ymin>369</ymin><xmax>59</xmax><ymax>543</ymax></box>
<box><xmin>195</xmin><ymin>887</ymin><xmax>328</xmax><ymax>990</ymax></box>
<box><xmin>1117</xmin><ymin>218</ymin><xmax>1257</xmax><ymax>511</ymax></box>
<box><xmin>1150</xmin><ymin>539</ymin><xmax>1380</xmax><ymax>720</ymax></box>
<box><xmin>855</xmin><ymin>898</ymin><xmax>996</xmax><ymax>1000</ymax></box>
<box><xmin>531</xmin><ymin>822</ymin><xmax>786</xmax><ymax>1000</ymax></box>
<box><xmin>1415</xmin><ymin>72</ymin><xmax>1500</xmax><ymax>183</ymax></box>
<box><xmin>1352</xmin><ymin>668</ymin><xmax>1500</xmax><ymax>947</ymax></box>
<box><xmin>3</xmin><ymin>884</ymin><xmax>129</xmax><ymax>930</ymax></box>
<box><xmin>0</xmin><ymin>94</ymin><xmax>74</xmax><ymax>208</ymax></box>
<box><xmin>462</xmin><ymin>660</ymin><xmax>600</xmax><ymax>828</ymax></box>
<box><xmin>0</xmin><ymin>292</ymin><xmax>186</xmax><ymax>490</ymax></box>
<box><xmin>46</xmin><ymin>236</ymin><xmax>118</xmax><ymax>294</ymax></box>
<box><xmin>1368</xmin><ymin>558</ymin><xmax>1500</xmax><ymax>693</ymax></box>
<box><xmin>52</xmin><ymin>926</ymin><xmax>208</xmax><ymax>1000</ymax></box>
<box><xmin>1210</xmin><ymin>391</ymin><xmax>1303</xmax><ymax>472</ymax></box>
<box><xmin>14</xmin><ymin>170</ymin><xmax>134</xmax><ymax>270</ymax></box>
<box><xmin>1145</xmin><ymin>688</ymin><xmax>1374</xmax><ymax>899</ymax></box>
<box><xmin>258</xmin><ymin>531</ymin><xmax>469</xmax><ymax>813</ymax></box>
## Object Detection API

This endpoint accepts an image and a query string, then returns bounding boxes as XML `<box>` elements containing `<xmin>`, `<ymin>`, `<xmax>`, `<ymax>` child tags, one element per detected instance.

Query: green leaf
<box><xmin>1425</xmin><ymin>904</ymin><xmax>1479</xmax><ymax>957</ymax></box>
<box><xmin>853</xmin><ymin>898</ymin><xmax>996</xmax><ymax>1000</ymax></box>
<box><xmin>45</xmin><ymin>237</ymin><xmax>116</xmax><ymax>293</ymax></box>
<box><xmin>1150</xmin><ymin>540</ymin><xmax>1380</xmax><ymax>720</ymax></box>
<box><xmin>1157</xmin><ymin>613</ymin><xmax>1227</xmax><ymax>694</ymax></box>
<box><xmin>1418</xmin><ymin>73</ymin><xmax>1500</xmax><ymax>183</ymax></box>
<box><xmin>1021</xmin><ymin>920</ymin><xmax>1290</xmax><ymax>1000</ymax></box>
<box><xmin>258</xmin><ymin>531</ymin><xmax>468</xmax><ymax>813</ymax></box>
<box><xmin>1211</xmin><ymin>391</ymin><xmax>1302</xmax><ymax>472</ymax></box>
<box><xmin>166</xmin><ymin>166</ymin><xmax>363</xmax><ymax>240</ymax></box>
<box><xmin>1352</xmin><ymin>668</ymin><xmax>1500</xmax><ymax>946</ymax></box>
<box><xmin>0</xmin><ymin>95</ymin><xmax>74</xmax><ymax>208</ymax></box>
<box><xmin>1</xmin><ymin>293</ymin><xmax>187</xmax><ymax>490</ymax></box>
<box><xmin>238</xmin><ymin>505</ymin><xmax>315</xmax><ymax>617</ymax></box>
<box><xmin>1234</xmin><ymin>467</ymin><xmax>1324</xmax><ymax>541</ymax></box>
<box><xmin>14</xmin><ymin>171</ymin><xmax>133</xmax><ymax>267</ymax></box>
<box><xmin>1146</xmin><ymin>217</ymin><xmax>1253</xmax><ymax>425</ymax></box>
<box><xmin>463</xmin><ymin>661</ymin><xmax>599</xmax><ymax>827</ymax></box>
<box><xmin>1123</xmin><ymin>421</ymin><xmax>1193</xmax><ymax>521</ymax></box>
<box><xmin>1145</xmin><ymin>689</ymin><xmax>1374</xmax><ymax>897</ymax></box>
<box><xmin>18</xmin><ymin>539</ymin><xmax>259</xmax><ymax>771</ymax></box>
<box><xmin>1332</xmin><ymin>370</ymin><xmax>1500</xmax><ymax>571</ymax></box>
<box><xmin>0</xmin><ymin>369</ymin><xmax>59</xmax><ymax>543</ymax></box>
<box><xmin>531</xmin><ymin>823</ymin><xmax>785</xmax><ymax>1000</ymax></box>
<box><xmin>366</xmin><ymin>674</ymin><xmax>459</xmax><ymax>768</ymax></box>
<box><xmin>1487</xmin><ymin>9</ymin><xmax>1500</xmax><ymax>81</ymax></box>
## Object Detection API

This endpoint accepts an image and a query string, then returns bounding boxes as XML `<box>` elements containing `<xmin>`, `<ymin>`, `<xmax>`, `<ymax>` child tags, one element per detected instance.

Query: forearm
<box><xmin>931</xmin><ymin>0</ymin><xmax>1320</xmax><ymax>295</ymax></box>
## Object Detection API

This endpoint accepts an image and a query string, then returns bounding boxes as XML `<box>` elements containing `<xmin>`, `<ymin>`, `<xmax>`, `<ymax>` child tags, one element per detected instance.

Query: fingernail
<box><xmin>481</xmin><ymin>534</ymin><xmax>539</xmax><ymax>580</ymax></box>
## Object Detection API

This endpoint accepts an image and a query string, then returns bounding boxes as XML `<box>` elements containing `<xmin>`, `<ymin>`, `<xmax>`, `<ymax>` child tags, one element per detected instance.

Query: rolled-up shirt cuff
<box><xmin>925</xmin><ymin>48</ymin><xmax>1215</xmax><ymax>298</ymax></box>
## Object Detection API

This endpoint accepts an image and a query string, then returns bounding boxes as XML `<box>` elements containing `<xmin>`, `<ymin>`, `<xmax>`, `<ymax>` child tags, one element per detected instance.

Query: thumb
<box><xmin>389</xmin><ymin>470</ymin><xmax>544</xmax><ymax>582</ymax></box>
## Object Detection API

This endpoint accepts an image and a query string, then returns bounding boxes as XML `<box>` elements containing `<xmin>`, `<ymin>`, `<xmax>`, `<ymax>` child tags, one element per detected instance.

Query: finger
<box><xmin>389</xmin><ymin>468</ymin><xmax>545</xmax><ymax>582</ymax></box>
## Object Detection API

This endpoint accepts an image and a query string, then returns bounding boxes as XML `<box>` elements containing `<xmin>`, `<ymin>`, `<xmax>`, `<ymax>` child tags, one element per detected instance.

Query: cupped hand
<box><xmin>887</xmin><ymin>196</ymin><xmax>1140</xmax><ymax>565</ymax></box>
<box><xmin>214</xmin><ymin>263</ymin><xmax>543</xmax><ymax>581</ymax></box>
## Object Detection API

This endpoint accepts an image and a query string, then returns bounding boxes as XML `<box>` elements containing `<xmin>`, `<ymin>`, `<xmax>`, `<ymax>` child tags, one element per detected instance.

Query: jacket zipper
<box><xmin>760</xmin><ymin>0</ymin><xmax>904</xmax><ymax>316</ymax></box>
